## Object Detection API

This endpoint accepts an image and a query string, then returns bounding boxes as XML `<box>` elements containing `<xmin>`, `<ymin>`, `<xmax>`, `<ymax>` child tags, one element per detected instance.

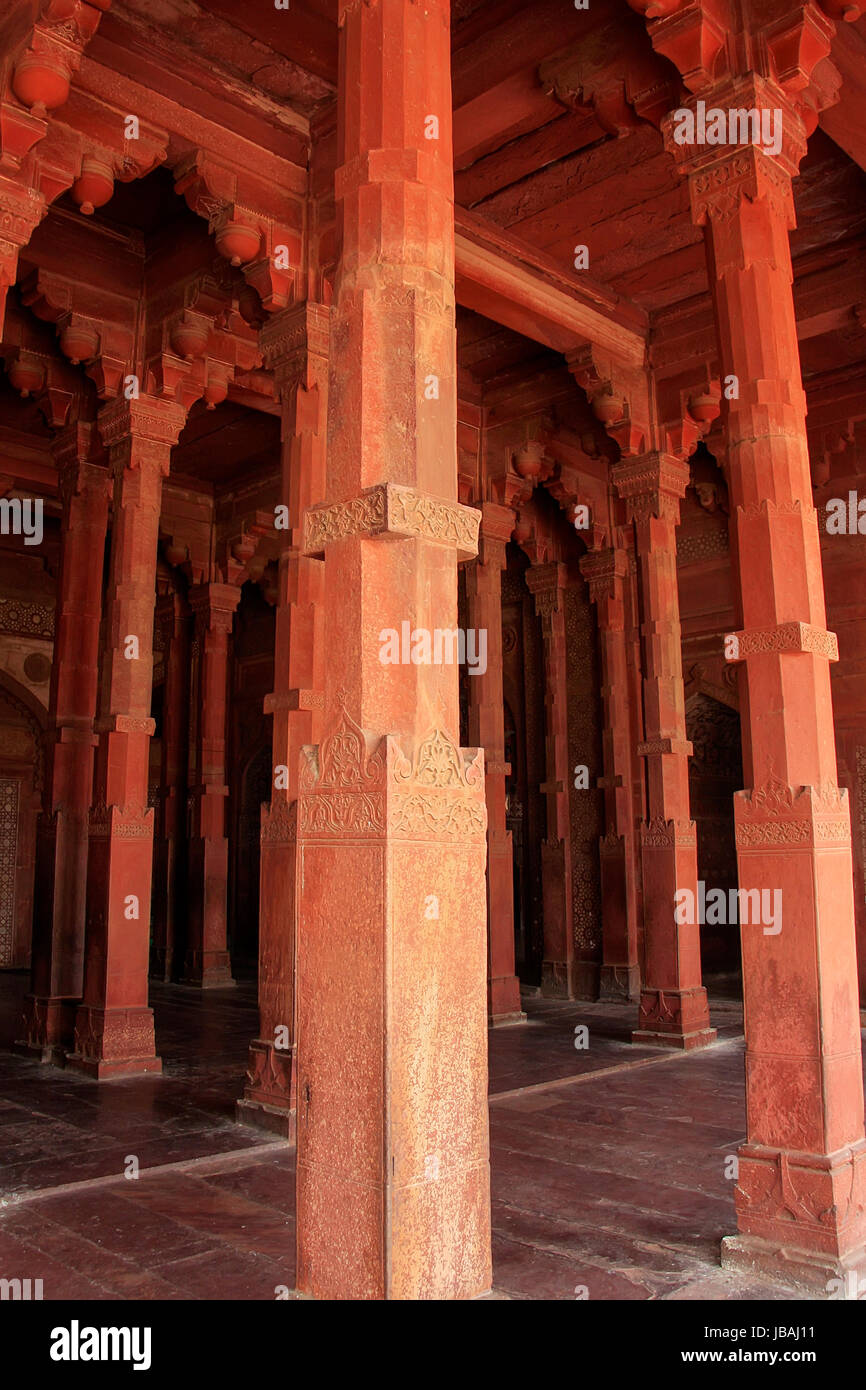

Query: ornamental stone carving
<box><xmin>303</xmin><ymin>483</ymin><xmax>480</xmax><ymax>561</ymax></box>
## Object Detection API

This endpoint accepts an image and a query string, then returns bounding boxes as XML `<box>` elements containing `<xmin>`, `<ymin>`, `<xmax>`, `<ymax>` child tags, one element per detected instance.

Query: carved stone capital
<box><xmin>188</xmin><ymin>582</ymin><xmax>242</xmax><ymax>634</ymax></box>
<box><xmin>98</xmin><ymin>396</ymin><xmax>187</xmax><ymax>475</ymax></box>
<box><xmin>579</xmin><ymin>546</ymin><xmax>628</xmax><ymax>603</ymax></box>
<box><xmin>661</xmin><ymin>76</ymin><xmax>809</xmax><ymax>230</ymax></box>
<box><xmin>611</xmin><ymin>451</ymin><xmax>690</xmax><ymax>523</ymax></box>
<box><xmin>526</xmin><ymin>561</ymin><xmax>567</xmax><ymax>618</ymax></box>
<box><xmin>260</xmin><ymin>301</ymin><xmax>330</xmax><ymax>387</ymax></box>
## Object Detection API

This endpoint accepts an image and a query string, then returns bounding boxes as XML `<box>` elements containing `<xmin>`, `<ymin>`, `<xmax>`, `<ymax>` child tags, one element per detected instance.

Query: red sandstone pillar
<box><xmin>580</xmin><ymin>545</ymin><xmax>640</xmax><ymax>1001</ymax></box>
<box><xmin>68</xmin><ymin>396</ymin><xmax>186</xmax><ymax>1078</ymax></box>
<box><xmin>465</xmin><ymin>505</ymin><xmax>523</xmax><ymax>1024</ymax></box>
<box><xmin>526</xmin><ymin>562</ymin><xmax>576</xmax><ymax>998</ymax></box>
<box><xmin>612</xmin><ymin>454</ymin><xmax>715</xmax><ymax>1048</ymax></box>
<box><xmin>183</xmin><ymin>582</ymin><xmax>240</xmax><ymax>988</ymax></box>
<box><xmin>150</xmin><ymin>590</ymin><xmax>189</xmax><ymax>982</ymax></box>
<box><xmin>294</xmin><ymin>0</ymin><xmax>491</xmax><ymax>1299</ymax></box>
<box><xmin>672</xmin><ymin>79</ymin><xmax>866</xmax><ymax>1289</ymax></box>
<box><xmin>20</xmin><ymin>426</ymin><xmax>110</xmax><ymax>1060</ymax></box>
<box><xmin>238</xmin><ymin>303</ymin><xmax>327</xmax><ymax>1136</ymax></box>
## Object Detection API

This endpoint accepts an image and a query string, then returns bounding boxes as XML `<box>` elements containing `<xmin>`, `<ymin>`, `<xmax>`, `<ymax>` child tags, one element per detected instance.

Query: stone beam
<box><xmin>454</xmin><ymin>207</ymin><xmax>648</xmax><ymax>366</ymax></box>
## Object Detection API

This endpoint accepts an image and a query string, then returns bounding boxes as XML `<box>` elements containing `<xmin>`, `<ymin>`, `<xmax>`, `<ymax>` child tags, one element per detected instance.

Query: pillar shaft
<box><xmin>150</xmin><ymin>591</ymin><xmax>189</xmax><ymax>982</ymax></box>
<box><xmin>183</xmin><ymin>582</ymin><xmax>239</xmax><ymax>987</ymax></box>
<box><xmin>22</xmin><ymin>428</ymin><xmax>110</xmax><ymax>1059</ymax></box>
<box><xmin>526</xmin><ymin>562</ymin><xmax>575</xmax><ymax>998</ymax></box>
<box><xmin>239</xmin><ymin>304</ymin><xmax>328</xmax><ymax>1136</ymax></box>
<box><xmin>465</xmin><ymin>508</ymin><xmax>523</xmax><ymax>1024</ymax></box>
<box><xmin>676</xmin><ymin>81</ymin><xmax>866</xmax><ymax>1286</ymax></box>
<box><xmin>68</xmin><ymin>396</ymin><xmax>185</xmax><ymax>1078</ymax></box>
<box><xmin>580</xmin><ymin>546</ymin><xmax>640</xmax><ymax>1001</ymax></box>
<box><xmin>295</xmin><ymin>0</ymin><xmax>491</xmax><ymax>1300</ymax></box>
<box><xmin>612</xmin><ymin>454</ymin><xmax>715</xmax><ymax>1048</ymax></box>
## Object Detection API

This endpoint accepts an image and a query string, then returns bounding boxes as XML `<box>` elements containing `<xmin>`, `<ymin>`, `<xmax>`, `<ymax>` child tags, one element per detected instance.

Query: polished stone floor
<box><xmin>0</xmin><ymin>971</ymin><xmax>841</xmax><ymax>1300</ymax></box>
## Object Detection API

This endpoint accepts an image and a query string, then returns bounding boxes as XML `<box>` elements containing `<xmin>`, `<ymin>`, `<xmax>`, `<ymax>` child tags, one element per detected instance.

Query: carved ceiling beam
<box><xmin>0</xmin><ymin>0</ymin><xmax>113</xmax><ymax>331</ymax></box>
<box><xmin>538</xmin><ymin>11</ymin><xmax>682</xmax><ymax>137</ymax></box>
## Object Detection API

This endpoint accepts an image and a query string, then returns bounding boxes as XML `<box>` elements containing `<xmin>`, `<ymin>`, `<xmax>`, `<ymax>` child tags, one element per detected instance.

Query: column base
<box><xmin>573</xmin><ymin>959</ymin><xmax>600</xmax><ymax>1001</ymax></box>
<box><xmin>721</xmin><ymin>1233</ymin><xmax>866</xmax><ymax>1299</ymax></box>
<box><xmin>181</xmin><ymin>952</ymin><xmax>235</xmax><ymax>988</ymax></box>
<box><xmin>238</xmin><ymin>1038</ymin><xmax>295</xmax><ymax>1139</ymax></box>
<box><xmin>633</xmin><ymin>986</ymin><xmax>716</xmax><ymax>1049</ymax></box>
<box><xmin>487</xmin><ymin>972</ymin><xmax>524</xmax><ymax>1024</ymax></box>
<box><xmin>540</xmin><ymin>958</ymin><xmax>576</xmax><ymax>1000</ymax></box>
<box><xmin>148</xmin><ymin>948</ymin><xmax>174</xmax><ymax>983</ymax></box>
<box><xmin>632</xmin><ymin>1025</ymin><xmax>717</xmax><ymax>1050</ymax></box>
<box><xmin>235</xmin><ymin>1097</ymin><xmax>296</xmax><ymax>1141</ymax></box>
<box><xmin>15</xmin><ymin>994</ymin><xmax>78</xmax><ymax>1064</ymax></box>
<box><xmin>66</xmin><ymin>1005</ymin><xmax>162</xmax><ymax>1079</ymax></box>
<box><xmin>599</xmin><ymin>963</ymin><xmax>640</xmax><ymax>1002</ymax></box>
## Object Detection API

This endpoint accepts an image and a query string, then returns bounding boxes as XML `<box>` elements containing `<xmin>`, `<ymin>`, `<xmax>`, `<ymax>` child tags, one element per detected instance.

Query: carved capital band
<box><xmin>611</xmin><ymin>452</ymin><xmax>690</xmax><ymax>523</ymax></box>
<box><xmin>734</xmin><ymin>778</ymin><xmax>851</xmax><ymax>850</ymax></box>
<box><xmin>260</xmin><ymin>301</ymin><xmax>330</xmax><ymax>382</ymax></box>
<box><xmin>98</xmin><ymin>396</ymin><xmax>187</xmax><ymax>460</ymax></box>
<box><xmin>640</xmin><ymin>816</ymin><xmax>697</xmax><ymax>849</ymax></box>
<box><xmin>638</xmin><ymin>737</ymin><xmax>694</xmax><ymax>759</ymax></box>
<box><xmin>303</xmin><ymin>483</ymin><xmax>480</xmax><ymax>561</ymax></box>
<box><xmin>579</xmin><ymin>546</ymin><xmax>628</xmax><ymax>603</ymax></box>
<box><xmin>729</xmin><ymin>622</ymin><xmax>839</xmax><ymax>663</ymax></box>
<box><xmin>299</xmin><ymin>705</ymin><xmax>487</xmax><ymax>843</ymax></box>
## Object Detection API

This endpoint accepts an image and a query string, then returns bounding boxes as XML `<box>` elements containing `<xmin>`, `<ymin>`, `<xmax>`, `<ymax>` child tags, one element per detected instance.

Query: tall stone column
<box><xmin>183</xmin><ymin>582</ymin><xmax>240</xmax><ymax>988</ymax></box>
<box><xmin>238</xmin><ymin>303</ymin><xmax>328</xmax><ymax>1136</ymax></box>
<box><xmin>150</xmin><ymin>590</ymin><xmax>190</xmax><ymax>982</ymax></box>
<box><xmin>294</xmin><ymin>0</ymin><xmax>491</xmax><ymax>1300</ymax></box>
<box><xmin>68</xmin><ymin>396</ymin><xmax>186</xmax><ymax>1078</ymax></box>
<box><xmin>21</xmin><ymin>426</ymin><xmax>110</xmax><ymax>1061</ymax></box>
<box><xmin>580</xmin><ymin>545</ymin><xmax>640</xmax><ymax>1001</ymax></box>
<box><xmin>526</xmin><ymin>562</ymin><xmax>575</xmax><ymax>998</ymax></box>
<box><xmin>672</xmin><ymin>77</ymin><xmax>866</xmax><ymax>1289</ymax></box>
<box><xmin>465</xmin><ymin>505</ymin><xmax>523</xmax><ymax>1024</ymax></box>
<box><xmin>611</xmin><ymin>454</ymin><xmax>715</xmax><ymax>1049</ymax></box>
